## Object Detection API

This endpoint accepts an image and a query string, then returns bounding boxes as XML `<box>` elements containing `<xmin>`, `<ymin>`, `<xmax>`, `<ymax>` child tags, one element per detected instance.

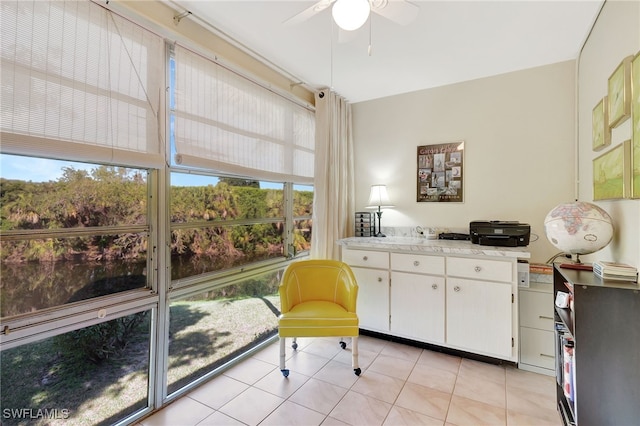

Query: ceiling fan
<box><xmin>283</xmin><ymin>0</ymin><xmax>419</xmax><ymax>31</ymax></box>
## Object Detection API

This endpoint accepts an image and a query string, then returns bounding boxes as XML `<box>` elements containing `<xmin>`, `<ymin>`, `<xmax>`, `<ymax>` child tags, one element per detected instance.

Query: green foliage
<box><xmin>1</xmin><ymin>167</ymin><xmax>313</xmax><ymax>268</ymax></box>
<box><xmin>294</xmin><ymin>190</ymin><xmax>313</xmax><ymax>216</ymax></box>
<box><xmin>218</xmin><ymin>177</ymin><xmax>260</xmax><ymax>188</ymax></box>
<box><xmin>236</xmin><ymin>277</ymin><xmax>280</xmax><ymax>297</ymax></box>
<box><xmin>0</xmin><ymin>166</ymin><xmax>148</xmax><ymax>263</ymax></box>
<box><xmin>54</xmin><ymin>312</ymin><xmax>148</xmax><ymax>364</ymax></box>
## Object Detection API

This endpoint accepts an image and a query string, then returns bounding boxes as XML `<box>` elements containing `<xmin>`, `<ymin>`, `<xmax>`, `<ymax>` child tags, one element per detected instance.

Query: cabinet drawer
<box><xmin>342</xmin><ymin>249</ymin><xmax>389</xmax><ymax>269</ymax></box>
<box><xmin>391</xmin><ymin>253</ymin><xmax>444</xmax><ymax>275</ymax></box>
<box><xmin>520</xmin><ymin>290</ymin><xmax>554</xmax><ymax>330</ymax></box>
<box><xmin>446</xmin><ymin>256</ymin><xmax>513</xmax><ymax>283</ymax></box>
<box><xmin>520</xmin><ymin>327</ymin><xmax>555</xmax><ymax>370</ymax></box>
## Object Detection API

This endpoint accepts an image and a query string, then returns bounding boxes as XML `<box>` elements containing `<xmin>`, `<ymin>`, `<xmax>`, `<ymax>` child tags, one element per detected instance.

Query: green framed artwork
<box><xmin>608</xmin><ymin>55</ymin><xmax>633</xmax><ymax>129</ymax></box>
<box><xmin>593</xmin><ymin>140</ymin><xmax>631</xmax><ymax>200</ymax></box>
<box><xmin>592</xmin><ymin>96</ymin><xmax>610</xmax><ymax>151</ymax></box>
<box><xmin>631</xmin><ymin>51</ymin><xmax>640</xmax><ymax>198</ymax></box>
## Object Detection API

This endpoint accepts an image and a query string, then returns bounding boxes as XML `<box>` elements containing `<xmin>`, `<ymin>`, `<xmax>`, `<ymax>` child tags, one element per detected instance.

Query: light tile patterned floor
<box><xmin>139</xmin><ymin>335</ymin><xmax>561</xmax><ymax>426</ymax></box>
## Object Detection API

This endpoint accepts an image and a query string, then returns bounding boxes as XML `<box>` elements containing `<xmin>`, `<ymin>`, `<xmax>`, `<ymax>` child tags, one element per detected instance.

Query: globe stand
<box><xmin>559</xmin><ymin>254</ymin><xmax>593</xmax><ymax>271</ymax></box>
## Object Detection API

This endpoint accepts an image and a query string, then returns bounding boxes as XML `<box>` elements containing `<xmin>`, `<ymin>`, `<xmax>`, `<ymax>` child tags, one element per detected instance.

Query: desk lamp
<box><xmin>367</xmin><ymin>185</ymin><xmax>394</xmax><ymax>237</ymax></box>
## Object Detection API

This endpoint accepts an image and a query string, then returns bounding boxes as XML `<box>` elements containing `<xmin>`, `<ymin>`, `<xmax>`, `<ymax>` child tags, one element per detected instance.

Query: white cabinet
<box><xmin>446</xmin><ymin>277</ymin><xmax>513</xmax><ymax>358</ymax></box>
<box><xmin>390</xmin><ymin>253</ymin><xmax>445</xmax><ymax>343</ymax></box>
<box><xmin>341</xmin><ymin>245</ymin><xmax>522</xmax><ymax>362</ymax></box>
<box><xmin>445</xmin><ymin>256</ymin><xmax>515</xmax><ymax>359</ymax></box>
<box><xmin>342</xmin><ymin>249</ymin><xmax>389</xmax><ymax>332</ymax></box>
<box><xmin>519</xmin><ymin>283</ymin><xmax>554</xmax><ymax>375</ymax></box>
<box><xmin>390</xmin><ymin>271</ymin><xmax>445</xmax><ymax>343</ymax></box>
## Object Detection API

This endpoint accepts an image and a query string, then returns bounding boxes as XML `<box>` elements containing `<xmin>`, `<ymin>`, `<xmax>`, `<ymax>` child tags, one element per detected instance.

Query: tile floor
<box><xmin>139</xmin><ymin>335</ymin><xmax>561</xmax><ymax>426</ymax></box>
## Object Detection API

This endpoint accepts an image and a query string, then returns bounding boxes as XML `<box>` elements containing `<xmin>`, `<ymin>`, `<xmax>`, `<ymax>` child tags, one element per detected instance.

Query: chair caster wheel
<box><xmin>354</xmin><ymin>368</ymin><xmax>361</xmax><ymax>376</ymax></box>
<box><xmin>339</xmin><ymin>341</ymin><xmax>347</xmax><ymax>350</ymax></box>
<box><xmin>281</xmin><ymin>369</ymin><xmax>290</xmax><ymax>377</ymax></box>
<box><xmin>292</xmin><ymin>342</ymin><xmax>298</xmax><ymax>350</ymax></box>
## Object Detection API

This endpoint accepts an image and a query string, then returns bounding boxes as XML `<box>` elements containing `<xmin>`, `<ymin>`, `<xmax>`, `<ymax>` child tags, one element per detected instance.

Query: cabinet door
<box><xmin>446</xmin><ymin>277</ymin><xmax>512</xmax><ymax>358</ymax></box>
<box><xmin>520</xmin><ymin>327</ymin><xmax>555</xmax><ymax>370</ymax></box>
<box><xmin>519</xmin><ymin>290</ymin><xmax>554</xmax><ymax>330</ymax></box>
<box><xmin>351</xmin><ymin>266</ymin><xmax>389</xmax><ymax>332</ymax></box>
<box><xmin>391</xmin><ymin>272</ymin><xmax>444</xmax><ymax>343</ymax></box>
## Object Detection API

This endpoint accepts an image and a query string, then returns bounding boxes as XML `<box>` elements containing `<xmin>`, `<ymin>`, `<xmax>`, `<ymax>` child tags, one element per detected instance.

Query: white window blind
<box><xmin>0</xmin><ymin>0</ymin><xmax>164</xmax><ymax>168</ymax></box>
<box><xmin>173</xmin><ymin>44</ymin><xmax>315</xmax><ymax>184</ymax></box>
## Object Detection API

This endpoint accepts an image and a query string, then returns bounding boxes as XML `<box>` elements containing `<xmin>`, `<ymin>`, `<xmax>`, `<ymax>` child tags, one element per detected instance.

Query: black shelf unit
<box><xmin>553</xmin><ymin>264</ymin><xmax>640</xmax><ymax>426</ymax></box>
<box><xmin>354</xmin><ymin>212</ymin><xmax>373</xmax><ymax>237</ymax></box>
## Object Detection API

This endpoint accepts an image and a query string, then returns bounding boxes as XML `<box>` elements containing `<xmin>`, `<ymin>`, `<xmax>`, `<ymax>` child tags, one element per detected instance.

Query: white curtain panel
<box><xmin>311</xmin><ymin>90</ymin><xmax>354</xmax><ymax>260</ymax></box>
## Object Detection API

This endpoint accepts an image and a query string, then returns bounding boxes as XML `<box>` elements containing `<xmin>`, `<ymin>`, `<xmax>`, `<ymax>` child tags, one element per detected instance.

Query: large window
<box><xmin>1</xmin><ymin>309</ymin><xmax>152</xmax><ymax>426</ymax></box>
<box><xmin>167</xmin><ymin>270</ymin><xmax>282</xmax><ymax>395</ymax></box>
<box><xmin>170</xmin><ymin>173</ymin><xmax>313</xmax><ymax>281</ymax></box>
<box><xmin>0</xmin><ymin>155</ymin><xmax>151</xmax><ymax>317</ymax></box>
<box><xmin>1</xmin><ymin>0</ymin><xmax>316</xmax><ymax>423</ymax></box>
<box><xmin>166</xmin><ymin>173</ymin><xmax>312</xmax><ymax>397</ymax></box>
<box><xmin>170</xmin><ymin>174</ymin><xmax>284</xmax><ymax>278</ymax></box>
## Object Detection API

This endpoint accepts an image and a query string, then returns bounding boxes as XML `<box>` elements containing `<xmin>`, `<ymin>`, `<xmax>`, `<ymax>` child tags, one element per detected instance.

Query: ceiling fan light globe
<box><xmin>332</xmin><ymin>0</ymin><xmax>370</xmax><ymax>31</ymax></box>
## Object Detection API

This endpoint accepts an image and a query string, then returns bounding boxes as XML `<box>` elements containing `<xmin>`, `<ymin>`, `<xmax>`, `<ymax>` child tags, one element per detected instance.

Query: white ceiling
<box><xmin>169</xmin><ymin>0</ymin><xmax>603</xmax><ymax>103</ymax></box>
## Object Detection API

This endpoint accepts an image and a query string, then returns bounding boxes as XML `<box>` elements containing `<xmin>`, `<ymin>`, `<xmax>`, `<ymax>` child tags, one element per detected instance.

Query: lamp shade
<box><xmin>367</xmin><ymin>185</ymin><xmax>394</xmax><ymax>207</ymax></box>
<box><xmin>332</xmin><ymin>0</ymin><xmax>370</xmax><ymax>31</ymax></box>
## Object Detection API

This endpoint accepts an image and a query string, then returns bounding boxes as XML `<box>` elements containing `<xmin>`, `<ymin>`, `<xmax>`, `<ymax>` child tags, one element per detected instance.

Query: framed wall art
<box><xmin>608</xmin><ymin>55</ymin><xmax>633</xmax><ymax>129</ymax></box>
<box><xmin>417</xmin><ymin>141</ymin><xmax>464</xmax><ymax>202</ymax></box>
<box><xmin>631</xmin><ymin>51</ymin><xmax>640</xmax><ymax>198</ymax></box>
<box><xmin>592</xmin><ymin>96</ymin><xmax>610</xmax><ymax>151</ymax></box>
<box><xmin>593</xmin><ymin>140</ymin><xmax>631</xmax><ymax>200</ymax></box>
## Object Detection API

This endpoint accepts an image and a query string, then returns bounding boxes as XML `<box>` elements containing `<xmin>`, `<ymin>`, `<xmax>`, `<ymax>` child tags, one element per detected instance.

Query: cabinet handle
<box><xmin>474</xmin><ymin>266</ymin><xmax>482</xmax><ymax>272</ymax></box>
<box><xmin>540</xmin><ymin>353</ymin><xmax>555</xmax><ymax>358</ymax></box>
<box><xmin>432</xmin><ymin>283</ymin><xmax>438</xmax><ymax>289</ymax></box>
<box><xmin>377</xmin><ymin>277</ymin><xmax>382</xmax><ymax>282</ymax></box>
<box><xmin>539</xmin><ymin>315</ymin><xmax>554</xmax><ymax>320</ymax></box>
<box><xmin>363</xmin><ymin>256</ymin><xmax>368</xmax><ymax>261</ymax></box>
<box><xmin>454</xmin><ymin>286</ymin><xmax>461</xmax><ymax>292</ymax></box>
<box><xmin>414</xmin><ymin>260</ymin><xmax>420</xmax><ymax>267</ymax></box>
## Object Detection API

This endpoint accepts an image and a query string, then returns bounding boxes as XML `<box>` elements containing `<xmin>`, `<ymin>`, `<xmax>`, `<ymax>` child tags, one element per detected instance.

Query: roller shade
<box><xmin>173</xmin><ymin>44</ymin><xmax>315</xmax><ymax>184</ymax></box>
<box><xmin>0</xmin><ymin>0</ymin><xmax>164</xmax><ymax>168</ymax></box>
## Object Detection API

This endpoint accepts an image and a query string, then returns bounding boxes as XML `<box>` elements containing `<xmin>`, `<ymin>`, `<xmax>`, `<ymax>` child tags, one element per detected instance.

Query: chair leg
<box><xmin>279</xmin><ymin>337</ymin><xmax>289</xmax><ymax>377</ymax></box>
<box><xmin>352</xmin><ymin>336</ymin><xmax>361</xmax><ymax>376</ymax></box>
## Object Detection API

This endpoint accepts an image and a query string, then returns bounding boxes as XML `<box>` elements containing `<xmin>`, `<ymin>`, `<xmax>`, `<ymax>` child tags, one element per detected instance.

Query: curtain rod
<box><xmin>163</xmin><ymin>0</ymin><xmax>318</xmax><ymax>104</ymax></box>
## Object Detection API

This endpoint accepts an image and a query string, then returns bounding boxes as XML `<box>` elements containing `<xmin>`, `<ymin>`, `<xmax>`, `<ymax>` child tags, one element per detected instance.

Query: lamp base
<box><xmin>374</xmin><ymin>210</ymin><xmax>385</xmax><ymax>238</ymax></box>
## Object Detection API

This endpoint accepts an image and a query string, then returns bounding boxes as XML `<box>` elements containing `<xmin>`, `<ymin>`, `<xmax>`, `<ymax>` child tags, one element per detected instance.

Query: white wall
<box><xmin>352</xmin><ymin>61</ymin><xmax>576</xmax><ymax>263</ymax></box>
<box><xmin>577</xmin><ymin>0</ymin><xmax>640</xmax><ymax>268</ymax></box>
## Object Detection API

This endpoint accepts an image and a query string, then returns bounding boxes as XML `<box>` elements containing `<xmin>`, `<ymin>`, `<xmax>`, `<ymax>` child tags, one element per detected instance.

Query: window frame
<box><xmin>0</xmin><ymin>160</ymin><xmax>160</xmax><ymax>348</ymax></box>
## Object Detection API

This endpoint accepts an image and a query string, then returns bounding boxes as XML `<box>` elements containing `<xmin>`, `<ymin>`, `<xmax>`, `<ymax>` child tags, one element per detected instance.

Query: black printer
<box><xmin>469</xmin><ymin>221</ymin><xmax>530</xmax><ymax>247</ymax></box>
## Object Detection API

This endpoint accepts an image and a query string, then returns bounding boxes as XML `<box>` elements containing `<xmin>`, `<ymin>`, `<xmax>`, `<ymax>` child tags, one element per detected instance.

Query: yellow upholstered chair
<box><xmin>278</xmin><ymin>259</ymin><xmax>361</xmax><ymax>377</ymax></box>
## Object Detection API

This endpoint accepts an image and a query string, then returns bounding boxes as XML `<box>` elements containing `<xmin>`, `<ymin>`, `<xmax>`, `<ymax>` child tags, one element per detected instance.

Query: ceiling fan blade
<box><xmin>283</xmin><ymin>0</ymin><xmax>335</xmax><ymax>26</ymax></box>
<box><xmin>371</xmin><ymin>0</ymin><xmax>419</xmax><ymax>26</ymax></box>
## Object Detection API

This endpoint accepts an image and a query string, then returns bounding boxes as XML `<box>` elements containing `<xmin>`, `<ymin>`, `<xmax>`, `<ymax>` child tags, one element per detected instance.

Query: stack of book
<box><xmin>593</xmin><ymin>261</ymin><xmax>638</xmax><ymax>282</ymax></box>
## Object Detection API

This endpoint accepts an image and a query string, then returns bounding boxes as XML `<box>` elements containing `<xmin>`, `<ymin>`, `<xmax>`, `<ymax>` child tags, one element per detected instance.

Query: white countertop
<box><xmin>337</xmin><ymin>236</ymin><xmax>531</xmax><ymax>259</ymax></box>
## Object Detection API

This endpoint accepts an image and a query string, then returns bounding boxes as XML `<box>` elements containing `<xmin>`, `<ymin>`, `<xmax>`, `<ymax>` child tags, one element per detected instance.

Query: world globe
<box><xmin>544</xmin><ymin>201</ymin><xmax>614</xmax><ymax>255</ymax></box>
